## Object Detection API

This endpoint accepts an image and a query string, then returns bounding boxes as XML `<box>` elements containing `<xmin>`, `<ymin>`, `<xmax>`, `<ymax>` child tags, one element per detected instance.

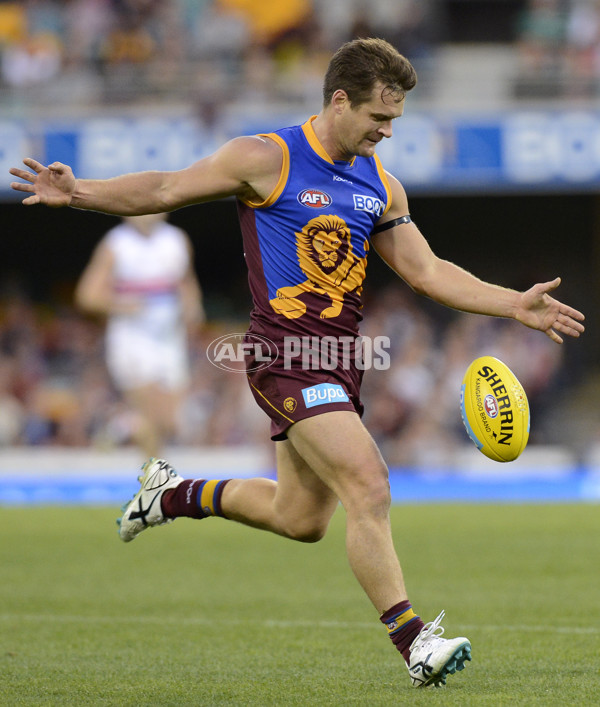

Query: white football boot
<box><xmin>117</xmin><ymin>458</ymin><xmax>183</xmax><ymax>542</ymax></box>
<box><xmin>407</xmin><ymin>610</ymin><xmax>471</xmax><ymax>688</ymax></box>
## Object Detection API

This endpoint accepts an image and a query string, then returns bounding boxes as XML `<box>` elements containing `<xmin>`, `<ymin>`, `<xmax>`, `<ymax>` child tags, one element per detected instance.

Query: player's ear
<box><xmin>331</xmin><ymin>89</ymin><xmax>350</xmax><ymax>114</ymax></box>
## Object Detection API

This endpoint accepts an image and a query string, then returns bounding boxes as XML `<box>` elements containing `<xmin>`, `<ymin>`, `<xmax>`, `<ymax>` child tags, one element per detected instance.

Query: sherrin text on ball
<box><xmin>460</xmin><ymin>356</ymin><xmax>530</xmax><ymax>462</ymax></box>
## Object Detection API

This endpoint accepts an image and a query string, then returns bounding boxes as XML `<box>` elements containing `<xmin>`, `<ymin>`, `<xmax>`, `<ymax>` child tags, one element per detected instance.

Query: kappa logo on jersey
<box><xmin>298</xmin><ymin>189</ymin><xmax>333</xmax><ymax>208</ymax></box>
<box><xmin>353</xmin><ymin>194</ymin><xmax>385</xmax><ymax>217</ymax></box>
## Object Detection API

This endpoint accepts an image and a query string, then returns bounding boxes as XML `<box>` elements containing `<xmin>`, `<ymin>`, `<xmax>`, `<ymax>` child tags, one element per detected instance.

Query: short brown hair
<box><xmin>323</xmin><ymin>38</ymin><xmax>417</xmax><ymax>107</ymax></box>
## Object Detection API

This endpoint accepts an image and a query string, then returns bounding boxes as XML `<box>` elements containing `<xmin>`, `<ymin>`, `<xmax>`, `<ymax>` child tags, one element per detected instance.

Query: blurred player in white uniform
<box><xmin>75</xmin><ymin>213</ymin><xmax>204</xmax><ymax>457</ymax></box>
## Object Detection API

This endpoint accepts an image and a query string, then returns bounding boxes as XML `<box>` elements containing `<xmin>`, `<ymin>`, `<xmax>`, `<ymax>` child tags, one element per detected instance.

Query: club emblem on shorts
<box><xmin>283</xmin><ymin>397</ymin><xmax>297</xmax><ymax>413</ymax></box>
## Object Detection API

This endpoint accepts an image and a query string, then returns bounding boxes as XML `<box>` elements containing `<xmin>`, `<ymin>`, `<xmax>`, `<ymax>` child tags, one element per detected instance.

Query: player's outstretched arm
<box><xmin>374</xmin><ymin>222</ymin><xmax>585</xmax><ymax>345</ymax></box>
<box><xmin>8</xmin><ymin>135</ymin><xmax>283</xmax><ymax>216</ymax></box>
<box><xmin>372</xmin><ymin>173</ymin><xmax>585</xmax><ymax>345</ymax></box>
<box><xmin>9</xmin><ymin>157</ymin><xmax>183</xmax><ymax>214</ymax></box>
<box><xmin>514</xmin><ymin>277</ymin><xmax>585</xmax><ymax>344</ymax></box>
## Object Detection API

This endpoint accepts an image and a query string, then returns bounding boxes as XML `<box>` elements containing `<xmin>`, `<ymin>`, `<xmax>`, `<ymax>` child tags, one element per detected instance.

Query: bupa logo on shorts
<box><xmin>298</xmin><ymin>189</ymin><xmax>332</xmax><ymax>208</ymax></box>
<box><xmin>301</xmin><ymin>383</ymin><xmax>349</xmax><ymax>408</ymax></box>
<box><xmin>353</xmin><ymin>194</ymin><xmax>384</xmax><ymax>217</ymax></box>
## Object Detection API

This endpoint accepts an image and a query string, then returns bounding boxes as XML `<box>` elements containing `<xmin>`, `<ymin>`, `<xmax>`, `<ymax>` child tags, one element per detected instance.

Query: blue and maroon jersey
<box><xmin>237</xmin><ymin>116</ymin><xmax>392</xmax><ymax>343</ymax></box>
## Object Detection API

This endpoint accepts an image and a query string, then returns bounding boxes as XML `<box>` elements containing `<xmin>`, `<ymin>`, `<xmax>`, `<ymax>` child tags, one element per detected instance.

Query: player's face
<box><xmin>339</xmin><ymin>84</ymin><xmax>404</xmax><ymax>159</ymax></box>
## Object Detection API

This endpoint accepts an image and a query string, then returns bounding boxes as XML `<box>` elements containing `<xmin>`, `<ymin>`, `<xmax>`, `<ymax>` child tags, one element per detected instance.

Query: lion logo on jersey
<box><xmin>270</xmin><ymin>214</ymin><xmax>368</xmax><ymax>319</ymax></box>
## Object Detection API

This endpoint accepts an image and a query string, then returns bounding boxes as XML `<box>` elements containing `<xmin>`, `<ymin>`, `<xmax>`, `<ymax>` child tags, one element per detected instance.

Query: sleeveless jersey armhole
<box><xmin>239</xmin><ymin>133</ymin><xmax>290</xmax><ymax>209</ymax></box>
<box><xmin>374</xmin><ymin>154</ymin><xmax>392</xmax><ymax>217</ymax></box>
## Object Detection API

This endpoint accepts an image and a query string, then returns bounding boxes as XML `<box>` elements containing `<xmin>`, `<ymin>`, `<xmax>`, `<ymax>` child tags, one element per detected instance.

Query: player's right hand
<box><xmin>9</xmin><ymin>158</ymin><xmax>76</xmax><ymax>207</ymax></box>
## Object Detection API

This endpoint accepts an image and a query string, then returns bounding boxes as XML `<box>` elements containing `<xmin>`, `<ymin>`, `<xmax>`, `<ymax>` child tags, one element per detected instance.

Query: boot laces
<box><xmin>410</xmin><ymin>610</ymin><xmax>446</xmax><ymax>651</ymax></box>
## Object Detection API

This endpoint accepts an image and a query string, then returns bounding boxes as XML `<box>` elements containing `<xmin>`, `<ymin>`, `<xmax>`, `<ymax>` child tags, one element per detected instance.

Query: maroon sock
<box><xmin>380</xmin><ymin>600</ymin><xmax>425</xmax><ymax>664</ymax></box>
<box><xmin>161</xmin><ymin>480</ymin><xmax>206</xmax><ymax>519</ymax></box>
<box><xmin>161</xmin><ymin>479</ymin><xmax>230</xmax><ymax>520</ymax></box>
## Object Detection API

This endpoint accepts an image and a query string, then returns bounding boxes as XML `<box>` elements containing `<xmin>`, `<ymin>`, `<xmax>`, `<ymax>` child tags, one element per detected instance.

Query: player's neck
<box><xmin>311</xmin><ymin>112</ymin><xmax>351</xmax><ymax>163</ymax></box>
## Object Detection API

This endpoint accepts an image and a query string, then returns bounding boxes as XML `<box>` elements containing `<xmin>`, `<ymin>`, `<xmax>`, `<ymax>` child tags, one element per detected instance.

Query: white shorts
<box><xmin>105</xmin><ymin>329</ymin><xmax>190</xmax><ymax>392</ymax></box>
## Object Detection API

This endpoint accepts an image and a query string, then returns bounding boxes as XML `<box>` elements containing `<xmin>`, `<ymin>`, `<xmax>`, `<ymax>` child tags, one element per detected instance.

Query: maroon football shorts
<box><xmin>246</xmin><ymin>360</ymin><xmax>364</xmax><ymax>441</ymax></box>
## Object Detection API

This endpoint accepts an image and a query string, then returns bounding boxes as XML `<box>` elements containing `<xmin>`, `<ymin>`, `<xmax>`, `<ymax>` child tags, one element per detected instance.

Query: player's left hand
<box><xmin>9</xmin><ymin>158</ymin><xmax>76</xmax><ymax>207</ymax></box>
<box><xmin>516</xmin><ymin>277</ymin><xmax>585</xmax><ymax>344</ymax></box>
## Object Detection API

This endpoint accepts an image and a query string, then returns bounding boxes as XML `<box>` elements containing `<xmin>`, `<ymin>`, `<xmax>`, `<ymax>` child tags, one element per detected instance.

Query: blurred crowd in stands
<box><xmin>0</xmin><ymin>286</ymin><xmax>565</xmax><ymax>466</ymax></box>
<box><xmin>0</xmin><ymin>0</ymin><xmax>439</xmax><ymax>112</ymax></box>
<box><xmin>515</xmin><ymin>0</ymin><xmax>600</xmax><ymax>98</ymax></box>
<box><xmin>1</xmin><ymin>0</ymin><xmax>600</xmax><ymax>109</ymax></box>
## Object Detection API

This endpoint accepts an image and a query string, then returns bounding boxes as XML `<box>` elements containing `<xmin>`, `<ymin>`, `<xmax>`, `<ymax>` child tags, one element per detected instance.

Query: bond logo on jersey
<box><xmin>301</xmin><ymin>383</ymin><xmax>349</xmax><ymax>408</ymax></box>
<box><xmin>298</xmin><ymin>189</ymin><xmax>332</xmax><ymax>208</ymax></box>
<box><xmin>353</xmin><ymin>194</ymin><xmax>384</xmax><ymax>217</ymax></box>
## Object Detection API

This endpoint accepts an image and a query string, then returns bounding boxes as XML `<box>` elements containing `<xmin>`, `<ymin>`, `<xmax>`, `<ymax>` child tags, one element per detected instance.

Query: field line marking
<box><xmin>0</xmin><ymin>614</ymin><xmax>598</xmax><ymax>634</ymax></box>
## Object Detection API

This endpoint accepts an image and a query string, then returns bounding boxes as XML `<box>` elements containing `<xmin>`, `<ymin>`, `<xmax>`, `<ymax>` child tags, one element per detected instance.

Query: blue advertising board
<box><xmin>3</xmin><ymin>110</ymin><xmax>600</xmax><ymax>195</ymax></box>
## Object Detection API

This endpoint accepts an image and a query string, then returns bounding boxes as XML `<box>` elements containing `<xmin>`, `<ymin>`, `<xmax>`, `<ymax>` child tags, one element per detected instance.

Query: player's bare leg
<box><xmin>156</xmin><ymin>410</ymin><xmax>407</xmax><ymax>610</ymax></box>
<box><xmin>284</xmin><ymin>411</ymin><xmax>471</xmax><ymax>687</ymax></box>
<box><xmin>285</xmin><ymin>411</ymin><xmax>407</xmax><ymax>612</ymax></box>
<box><xmin>221</xmin><ymin>439</ymin><xmax>340</xmax><ymax>542</ymax></box>
<box><xmin>118</xmin><ymin>410</ymin><xmax>471</xmax><ymax>686</ymax></box>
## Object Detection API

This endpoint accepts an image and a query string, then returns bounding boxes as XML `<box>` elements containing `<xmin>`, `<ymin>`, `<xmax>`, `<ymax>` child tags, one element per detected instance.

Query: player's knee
<box><xmin>364</xmin><ymin>481</ymin><xmax>392</xmax><ymax>516</ymax></box>
<box><xmin>345</xmin><ymin>471</ymin><xmax>391</xmax><ymax>517</ymax></box>
<box><xmin>292</xmin><ymin>527</ymin><xmax>327</xmax><ymax>543</ymax></box>
<box><xmin>282</xmin><ymin>516</ymin><xmax>329</xmax><ymax>543</ymax></box>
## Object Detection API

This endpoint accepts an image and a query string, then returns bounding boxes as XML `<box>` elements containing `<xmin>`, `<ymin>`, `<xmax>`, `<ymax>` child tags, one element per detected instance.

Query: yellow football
<box><xmin>460</xmin><ymin>355</ymin><xmax>530</xmax><ymax>462</ymax></box>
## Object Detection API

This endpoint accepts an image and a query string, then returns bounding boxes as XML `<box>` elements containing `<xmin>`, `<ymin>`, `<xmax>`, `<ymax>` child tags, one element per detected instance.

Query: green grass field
<box><xmin>1</xmin><ymin>503</ymin><xmax>598</xmax><ymax>706</ymax></box>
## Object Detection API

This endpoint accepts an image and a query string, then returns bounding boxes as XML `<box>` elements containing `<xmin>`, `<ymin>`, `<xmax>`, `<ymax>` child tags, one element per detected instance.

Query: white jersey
<box><xmin>104</xmin><ymin>221</ymin><xmax>192</xmax><ymax>391</ymax></box>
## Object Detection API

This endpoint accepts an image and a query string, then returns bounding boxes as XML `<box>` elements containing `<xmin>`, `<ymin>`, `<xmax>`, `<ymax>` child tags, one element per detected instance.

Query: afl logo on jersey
<box><xmin>298</xmin><ymin>189</ymin><xmax>333</xmax><ymax>208</ymax></box>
